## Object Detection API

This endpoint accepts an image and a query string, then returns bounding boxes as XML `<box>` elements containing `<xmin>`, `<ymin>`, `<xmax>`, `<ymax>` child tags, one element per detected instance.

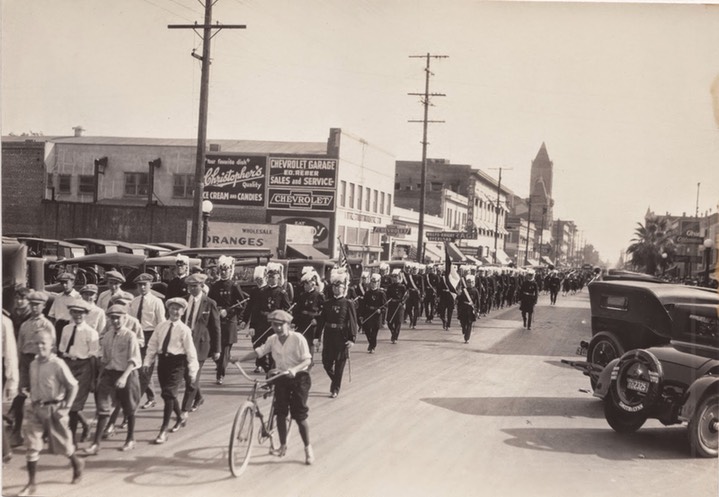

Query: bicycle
<box><xmin>228</xmin><ymin>361</ymin><xmax>289</xmax><ymax>477</ymax></box>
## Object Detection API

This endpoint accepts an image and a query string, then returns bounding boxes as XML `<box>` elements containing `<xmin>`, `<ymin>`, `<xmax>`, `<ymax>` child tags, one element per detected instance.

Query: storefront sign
<box><xmin>206</xmin><ymin>222</ymin><xmax>279</xmax><ymax>256</ymax></box>
<box><xmin>373</xmin><ymin>224</ymin><xmax>411</xmax><ymax>236</ymax></box>
<box><xmin>426</xmin><ymin>230</ymin><xmax>478</xmax><ymax>241</ymax></box>
<box><xmin>267</xmin><ymin>157</ymin><xmax>337</xmax><ymax>211</ymax></box>
<box><xmin>204</xmin><ymin>154</ymin><xmax>266</xmax><ymax>206</ymax></box>
<box><xmin>676</xmin><ymin>220</ymin><xmax>703</xmax><ymax>244</ymax></box>
<box><xmin>270</xmin><ymin>214</ymin><xmax>332</xmax><ymax>251</ymax></box>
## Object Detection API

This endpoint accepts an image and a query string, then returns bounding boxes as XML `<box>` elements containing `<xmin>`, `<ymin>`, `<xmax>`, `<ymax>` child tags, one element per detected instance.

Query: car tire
<box><xmin>587</xmin><ymin>332</ymin><xmax>624</xmax><ymax>389</ymax></box>
<box><xmin>688</xmin><ymin>393</ymin><xmax>719</xmax><ymax>458</ymax></box>
<box><xmin>604</xmin><ymin>397</ymin><xmax>647</xmax><ymax>433</ymax></box>
<box><xmin>613</xmin><ymin>349</ymin><xmax>663</xmax><ymax>413</ymax></box>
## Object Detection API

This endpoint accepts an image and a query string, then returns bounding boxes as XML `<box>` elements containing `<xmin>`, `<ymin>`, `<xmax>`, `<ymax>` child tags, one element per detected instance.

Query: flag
<box><xmin>444</xmin><ymin>242</ymin><xmax>461</xmax><ymax>294</ymax></box>
<box><xmin>337</xmin><ymin>237</ymin><xmax>348</xmax><ymax>269</ymax></box>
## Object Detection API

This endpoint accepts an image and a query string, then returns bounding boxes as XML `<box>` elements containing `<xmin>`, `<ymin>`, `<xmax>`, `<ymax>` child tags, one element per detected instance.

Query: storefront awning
<box><xmin>540</xmin><ymin>255</ymin><xmax>554</xmax><ymax>266</ymax></box>
<box><xmin>447</xmin><ymin>242</ymin><xmax>466</xmax><ymax>263</ymax></box>
<box><xmin>422</xmin><ymin>243</ymin><xmax>444</xmax><ymax>262</ymax></box>
<box><xmin>346</xmin><ymin>244</ymin><xmax>383</xmax><ymax>253</ymax></box>
<box><xmin>480</xmin><ymin>256</ymin><xmax>494</xmax><ymax>265</ymax></box>
<box><xmin>495</xmin><ymin>248</ymin><xmax>512</xmax><ymax>266</ymax></box>
<box><xmin>465</xmin><ymin>255</ymin><xmax>481</xmax><ymax>265</ymax></box>
<box><xmin>286</xmin><ymin>244</ymin><xmax>328</xmax><ymax>260</ymax></box>
<box><xmin>526</xmin><ymin>258</ymin><xmax>540</xmax><ymax>266</ymax></box>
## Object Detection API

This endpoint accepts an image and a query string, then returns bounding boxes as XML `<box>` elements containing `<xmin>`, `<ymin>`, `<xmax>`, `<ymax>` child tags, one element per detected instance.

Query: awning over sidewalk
<box><xmin>540</xmin><ymin>256</ymin><xmax>554</xmax><ymax>266</ymax></box>
<box><xmin>465</xmin><ymin>255</ymin><xmax>481</xmax><ymax>265</ymax></box>
<box><xmin>345</xmin><ymin>244</ymin><xmax>383</xmax><ymax>253</ymax></box>
<box><xmin>286</xmin><ymin>243</ymin><xmax>328</xmax><ymax>260</ymax></box>
<box><xmin>495</xmin><ymin>248</ymin><xmax>512</xmax><ymax>266</ymax></box>
<box><xmin>422</xmin><ymin>243</ymin><xmax>444</xmax><ymax>262</ymax></box>
<box><xmin>526</xmin><ymin>258</ymin><xmax>540</xmax><ymax>266</ymax></box>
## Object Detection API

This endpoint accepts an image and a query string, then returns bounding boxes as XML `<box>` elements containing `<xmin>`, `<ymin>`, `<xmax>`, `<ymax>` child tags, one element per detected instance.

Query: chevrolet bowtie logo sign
<box><xmin>268</xmin><ymin>189</ymin><xmax>335</xmax><ymax>211</ymax></box>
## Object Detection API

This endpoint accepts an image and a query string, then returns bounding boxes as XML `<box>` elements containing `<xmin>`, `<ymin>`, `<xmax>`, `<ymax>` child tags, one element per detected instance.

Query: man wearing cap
<box><xmin>58</xmin><ymin>299</ymin><xmax>100</xmax><ymax>445</ymax></box>
<box><xmin>129</xmin><ymin>273</ymin><xmax>166</xmax><ymax>410</ymax></box>
<box><xmin>9</xmin><ymin>291</ymin><xmax>55</xmax><ymax>447</ymax></box>
<box><xmin>208</xmin><ymin>256</ymin><xmax>247</xmax><ymax>385</ymax></box>
<box><xmin>84</xmin><ymin>305</ymin><xmax>142</xmax><ymax>455</ymax></box>
<box><xmin>361</xmin><ymin>273</ymin><xmax>387</xmax><ymax>353</ymax></box>
<box><xmin>97</xmin><ymin>271</ymin><xmax>126</xmax><ymax>311</ymax></box>
<box><xmin>180</xmin><ymin>272</ymin><xmax>220</xmax><ymax>414</ymax></box>
<box><xmin>165</xmin><ymin>255</ymin><xmax>191</xmax><ymax>300</ymax></box>
<box><xmin>519</xmin><ymin>271</ymin><xmax>539</xmax><ymax>330</ymax></box>
<box><xmin>457</xmin><ymin>277</ymin><xmax>481</xmax><ymax>344</ymax></box>
<box><xmin>143</xmin><ymin>298</ymin><xmax>198</xmax><ymax>444</ymax></box>
<box><xmin>292</xmin><ymin>269</ymin><xmax>325</xmax><ymax>353</ymax></box>
<box><xmin>79</xmin><ymin>285</ymin><xmax>106</xmax><ymax>336</ymax></box>
<box><xmin>49</xmin><ymin>272</ymin><xmax>80</xmax><ymax>344</ymax></box>
<box><xmin>317</xmin><ymin>268</ymin><xmax>357</xmax><ymax>398</ymax></box>
<box><xmin>385</xmin><ymin>270</ymin><xmax>408</xmax><ymax>344</ymax></box>
<box><xmin>244</xmin><ymin>264</ymin><xmax>291</xmax><ymax>373</ymax></box>
<box><xmin>423</xmin><ymin>265</ymin><xmax>439</xmax><ymax>323</ymax></box>
<box><xmin>18</xmin><ymin>330</ymin><xmax>83</xmax><ymax>496</ymax></box>
<box><xmin>10</xmin><ymin>286</ymin><xmax>32</xmax><ymax>336</ymax></box>
<box><xmin>232</xmin><ymin>309</ymin><xmax>315</xmax><ymax>465</ymax></box>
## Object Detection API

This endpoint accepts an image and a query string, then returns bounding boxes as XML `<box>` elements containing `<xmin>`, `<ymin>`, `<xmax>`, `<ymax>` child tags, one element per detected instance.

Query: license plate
<box><xmin>627</xmin><ymin>378</ymin><xmax>649</xmax><ymax>393</ymax></box>
<box><xmin>576</xmin><ymin>346</ymin><xmax>587</xmax><ymax>356</ymax></box>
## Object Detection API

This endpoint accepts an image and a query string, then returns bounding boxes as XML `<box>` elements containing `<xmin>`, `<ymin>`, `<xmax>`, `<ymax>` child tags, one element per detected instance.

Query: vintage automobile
<box><xmin>65</xmin><ymin>238</ymin><xmax>120</xmax><ymax>254</ymax></box>
<box><xmin>573</xmin><ymin>280</ymin><xmax>719</xmax><ymax>389</ymax></box>
<box><xmin>15</xmin><ymin>236</ymin><xmax>86</xmax><ymax>261</ymax></box>
<box><xmin>563</xmin><ymin>280</ymin><xmax>719</xmax><ymax>458</ymax></box>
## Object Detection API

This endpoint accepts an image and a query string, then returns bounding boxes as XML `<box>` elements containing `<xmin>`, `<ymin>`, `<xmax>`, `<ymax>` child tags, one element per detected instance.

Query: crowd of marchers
<box><xmin>1</xmin><ymin>254</ymin><xmax>596</xmax><ymax>496</ymax></box>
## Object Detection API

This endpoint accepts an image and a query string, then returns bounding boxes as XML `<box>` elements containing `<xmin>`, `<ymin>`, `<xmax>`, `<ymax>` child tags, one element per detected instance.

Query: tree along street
<box><xmin>2</xmin><ymin>291</ymin><xmax>716</xmax><ymax>497</ymax></box>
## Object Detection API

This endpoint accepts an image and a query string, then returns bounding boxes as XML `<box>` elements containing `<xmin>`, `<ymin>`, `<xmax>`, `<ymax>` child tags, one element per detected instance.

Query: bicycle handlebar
<box><xmin>231</xmin><ymin>361</ymin><xmax>289</xmax><ymax>386</ymax></box>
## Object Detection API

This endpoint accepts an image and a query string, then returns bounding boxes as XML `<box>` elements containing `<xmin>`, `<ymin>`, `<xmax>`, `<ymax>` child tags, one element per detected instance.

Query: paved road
<box><xmin>3</xmin><ymin>291</ymin><xmax>717</xmax><ymax>497</ymax></box>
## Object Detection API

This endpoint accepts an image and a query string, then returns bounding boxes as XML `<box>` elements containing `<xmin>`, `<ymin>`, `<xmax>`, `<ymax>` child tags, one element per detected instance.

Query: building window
<box><xmin>395</xmin><ymin>182</ymin><xmax>400</xmax><ymax>190</ymax></box>
<box><xmin>387</xmin><ymin>194</ymin><xmax>392</xmax><ymax>215</ymax></box>
<box><xmin>359</xmin><ymin>228</ymin><xmax>369</xmax><ymax>244</ymax></box>
<box><xmin>58</xmin><ymin>174</ymin><xmax>71</xmax><ymax>194</ymax></box>
<box><xmin>173</xmin><ymin>174</ymin><xmax>194</xmax><ymax>198</ymax></box>
<box><xmin>340</xmin><ymin>180</ymin><xmax>346</xmax><ymax>208</ymax></box>
<box><xmin>349</xmin><ymin>183</ymin><xmax>355</xmax><ymax>209</ymax></box>
<box><xmin>78</xmin><ymin>175</ymin><xmax>94</xmax><ymax>195</ymax></box>
<box><xmin>124</xmin><ymin>172</ymin><xmax>149</xmax><ymax>197</ymax></box>
<box><xmin>365</xmin><ymin>187</ymin><xmax>371</xmax><ymax>211</ymax></box>
<box><xmin>373</xmin><ymin>190</ymin><xmax>378</xmax><ymax>213</ymax></box>
<box><xmin>357</xmin><ymin>187</ymin><xmax>363</xmax><ymax>212</ymax></box>
<box><xmin>380</xmin><ymin>192</ymin><xmax>385</xmax><ymax>214</ymax></box>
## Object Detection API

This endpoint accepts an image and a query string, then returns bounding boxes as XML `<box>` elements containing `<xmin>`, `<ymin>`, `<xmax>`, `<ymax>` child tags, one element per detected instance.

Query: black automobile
<box><xmin>564</xmin><ymin>280</ymin><xmax>719</xmax><ymax>458</ymax></box>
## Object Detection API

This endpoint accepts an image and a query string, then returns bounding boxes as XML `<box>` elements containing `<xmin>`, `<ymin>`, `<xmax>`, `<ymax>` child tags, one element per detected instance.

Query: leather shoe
<box><xmin>140</xmin><ymin>399</ymin><xmax>156</xmax><ymax>410</ymax></box>
<box><xmin>120</xmin><ymin>440</ymin><xmax>136</xmax><ymax>452</ymax></box>
<box><xmin>72</xmin><ymin>457</ymin><xmax>85</xmax><ymax>484</ymax></box>
<box><xmin>170</xmin><ymin>413</ymin><xmax>187</xmax><ymax>433</ymax></box>
<box><xmin>101</xmin><ymin>425</ymin><xmax>115</xmax><ymax>440</ymax></box>
<box><xmin>82</xmin><ymin>444</ymin><xmax>99</xmax><ymax>456</ymax></box>
<box><xmin>330</xmin><ymin>391</ymin><xmax>338</xmax><ymax>399</ymax></box>
<box><xmin>191</xmin><ymin>398</ymin><xmax>204</xmax><ymax>412</ymax></box>
<box><xmin>216</xmin><ymin>377</ymin><xmax>224</xmax><ymax>385</ymax></box>
<box><xmin>154</xmin><ymin>431</ymin><xmax>169</xmax><ymax>444</ymax></box>
<box><xmin>17</xmin><ymin>483</ymin><xmax>37</xmax><ymax>496</ymax></box>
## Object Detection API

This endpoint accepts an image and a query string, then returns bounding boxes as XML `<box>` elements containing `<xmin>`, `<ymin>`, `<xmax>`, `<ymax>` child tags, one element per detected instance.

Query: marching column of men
<box><xmin>3</xmin><ymin>253</ymin><xmax>555</xmax><ymax>489</ymax></box>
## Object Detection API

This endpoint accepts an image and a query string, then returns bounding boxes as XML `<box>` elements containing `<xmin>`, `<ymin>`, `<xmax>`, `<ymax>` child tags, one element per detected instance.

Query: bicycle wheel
<box><xmin>229</xmin><ymin>402</ymin><xmax>255</xmax><ymax>477</ymax></box>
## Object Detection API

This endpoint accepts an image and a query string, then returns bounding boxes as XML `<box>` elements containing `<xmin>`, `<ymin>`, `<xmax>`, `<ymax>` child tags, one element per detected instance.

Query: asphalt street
<box><xmin>2</xmin><ymin>290</ymin><xmax>717</xmax><ymax>497</ymax></box>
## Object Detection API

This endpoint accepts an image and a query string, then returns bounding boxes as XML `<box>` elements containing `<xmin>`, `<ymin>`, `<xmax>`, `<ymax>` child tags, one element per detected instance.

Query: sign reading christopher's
<box><xmin>204</xmin><ymin>154</ymin><xmax>266</xmax><ymax>206</ymax></box>
<box><xmin>267</xmin><ymin>157</ymin><xmax>337</xmax><ymax>211</ymax></box>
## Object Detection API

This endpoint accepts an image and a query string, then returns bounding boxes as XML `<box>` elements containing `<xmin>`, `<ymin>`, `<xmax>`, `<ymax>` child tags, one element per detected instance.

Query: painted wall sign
<box><xmin>204</xmin><ymin>154</ymin><xmax>266</xmax><ymax>206</ymax></box>
<box><xmin>267</xmin><ymin>157</ymin><xmax>337</xmax><ymax>211</ymax></box>
<box><xmin>271</xmin><ymin>214</ymin><xmax>331</xmax><ymax>251</ymax></box>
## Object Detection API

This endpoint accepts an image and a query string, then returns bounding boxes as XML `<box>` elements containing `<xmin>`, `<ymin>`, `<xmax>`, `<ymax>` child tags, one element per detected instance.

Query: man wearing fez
<box><xmin>385</xmin><ymin>269</ymin><xmax>408</xmax><ymax>343</ymax></box>
<box><xmin>180</xmin><ymin>272</ymin><xmax>220</xmax><ymax>414</ymax></box>
<box><xmin>208</xmin><ymin>256</ymin><xmax>247</xmax><ymax>385</ymax></box>
<box><xmin>361</xmin><ymin>273</ymin><xmax>387</xmax><ymax>354</ymax></box>
<box><xmin>293</xmin><ymin>268</ymin><xmax>325</xmax><ymax>353</ymax></box>
<box><xmin>49</xmin><ymin>272</ymin><xmax>80</xmax><ymax>344</ymax></box>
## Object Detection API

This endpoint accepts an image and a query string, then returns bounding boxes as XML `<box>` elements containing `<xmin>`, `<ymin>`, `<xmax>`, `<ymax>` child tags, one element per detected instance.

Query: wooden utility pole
<box><xmin>524</xmin><ymin>197</ymin><xmax>532</xmax><ymax>265</ymax></box>
<box><xmin>489</xmin><ymin>167</ymin><xmax>512</xmax><ymax>264</ymax></box>
<box><xmin>169</xmin><ymin>3</ymin><xmax>246</xmax><ymax>247</ymax></box>
<box><xmin>409</xmin><ymin>53</ymin><xmax>448</xmax><ymax>263</ymax></box>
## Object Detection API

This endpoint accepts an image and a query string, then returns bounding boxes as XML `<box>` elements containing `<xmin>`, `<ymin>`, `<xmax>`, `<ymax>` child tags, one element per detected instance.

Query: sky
<box><xmin>3</xmin><ymin>0</ymin><xmax>719</xmax><ymax>265</ymax></box>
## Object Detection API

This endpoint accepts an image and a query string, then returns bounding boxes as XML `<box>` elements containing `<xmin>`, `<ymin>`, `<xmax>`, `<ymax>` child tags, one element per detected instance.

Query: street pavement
<box><xmin>2</xmin><ymin>290</ymin><xmax>717</xmax><ymax>497</ymax></box>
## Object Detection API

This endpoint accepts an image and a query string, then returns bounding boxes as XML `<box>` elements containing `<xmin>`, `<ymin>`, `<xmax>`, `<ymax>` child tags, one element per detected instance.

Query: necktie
<box><xmin>136</xmin><ymin>295</ymin><xmax>144</xmax><ymax>320</ymax></box>
<box><xmin>161</xmin><ymin>323</ymin><xmax>174</xmax><ymax>355</ymax></box>
<box><xmin>186</xmin><ymin>299</ymin><xmax>196</xmax><ymax>328</ymax></box>
<box><xmin>65</xmin><ymin>325</ymin><xmax>77</xmax><ymax>354</ymax></box>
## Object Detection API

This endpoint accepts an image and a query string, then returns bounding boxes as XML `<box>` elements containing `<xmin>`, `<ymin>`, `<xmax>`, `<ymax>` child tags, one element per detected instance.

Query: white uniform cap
<box><xmin>370</xmin><ymin>273</ymin><xmax>381</xmax><ymax>282</ymax></box>
<box><xmin>253</xmin><ymin>266</ymin><xmax>267</xmax><ymax>280</ymax></box>
<box><xmin>218</xmin><ymin>255</ymin><xmax>235</xmax><ymax>269</ymax></box>
<box><xmin>379</xmin><ymin>263</ymin><xmax>389</xmax><ymax>271</ymax></box>
<box><xmin>330</xmin><ymin>267</ymin><xmax>349</xmax><ymax>284</ymax></box>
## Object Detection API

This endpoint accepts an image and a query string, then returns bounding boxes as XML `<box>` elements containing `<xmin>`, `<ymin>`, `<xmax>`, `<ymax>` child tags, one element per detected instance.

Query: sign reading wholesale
<box><xmin>204</xmin><ymin>154</ymin><xmax>266</xmax><ymax>206</ymax></box>
<box><xmin>267</xmin><ymin>157</ymin><xmax>337</xmax><ymax>211</ymax></box>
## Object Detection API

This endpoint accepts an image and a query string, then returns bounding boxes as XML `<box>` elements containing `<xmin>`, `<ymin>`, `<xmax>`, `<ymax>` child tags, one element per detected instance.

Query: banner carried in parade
<box><xmin>204</xmin><ymin>154</ymin><xmax>267</xmax><ymax>206</ymax></box>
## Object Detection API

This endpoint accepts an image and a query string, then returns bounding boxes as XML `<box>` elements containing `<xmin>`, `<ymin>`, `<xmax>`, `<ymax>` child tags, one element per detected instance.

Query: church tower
<box><xmin>529</xmin><ymin>142</ymin><xmax>554</xmax><ymax>231</ymax></box>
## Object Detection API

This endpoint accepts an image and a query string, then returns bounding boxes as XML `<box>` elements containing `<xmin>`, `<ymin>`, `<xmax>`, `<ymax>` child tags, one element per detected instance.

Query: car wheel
<box><xmin>613</xmin><ymin>349</ymin><xmax>663</xmax><ymax>413</ymax></box>
<box><xmin>688</xmin><ymin>393</ymin><xmax>719</xmax><ymax>458</ymax></box>
<box><xmin>604</xmin><ymin>397</ymin><xmax>647</xmax><ymax>433</ymax></box>
<box><xmin>587</xmin><ymin>332</ymin><xmax>624</xmax><ymax>389</ymax></box>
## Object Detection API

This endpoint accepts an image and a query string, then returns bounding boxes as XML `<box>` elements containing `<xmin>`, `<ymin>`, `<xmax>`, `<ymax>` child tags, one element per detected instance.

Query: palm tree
<box><xmin>626</xmin><ymin>218</ymin><xmax>676</xmax><ymax>275</ymax></box>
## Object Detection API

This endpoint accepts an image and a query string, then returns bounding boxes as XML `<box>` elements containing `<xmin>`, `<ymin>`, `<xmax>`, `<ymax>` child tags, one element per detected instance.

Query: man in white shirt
<box><xmin>49</xmin><ymin>272</ymin><xmax>80</xmax><ymax>344</ymax></box>
<box><xmin>96</xmin><ymin>271</ymin><xmax>125</xmax><ymax>311</ymax></box>
<box><xmin>232</xmin><ymin>309</ymin><xmax>314</xmax><ymax>465</ymax></box>
<box><xmin>79</xmin><ymin>285</ymin><xmax>106</xmax><ymax>336</ymax></box>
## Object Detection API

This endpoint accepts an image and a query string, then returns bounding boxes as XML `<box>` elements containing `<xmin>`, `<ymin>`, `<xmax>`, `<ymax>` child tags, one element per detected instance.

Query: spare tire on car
<box><xmin>612</xmin><ymin>349</ymin><xmax>663</xmax><ymax>413</ymax></box>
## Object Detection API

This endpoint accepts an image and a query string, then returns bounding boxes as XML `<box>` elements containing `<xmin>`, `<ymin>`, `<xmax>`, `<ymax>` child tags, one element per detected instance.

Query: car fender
<box><xmin>679</xmin><ymin>375</ymin><xmax>719</xmax><ymax>423</ymax></box>
<box><xmin>592</xmin><ymin>357</ymin><xmax>621</xmax><ymax>400</ymax></box>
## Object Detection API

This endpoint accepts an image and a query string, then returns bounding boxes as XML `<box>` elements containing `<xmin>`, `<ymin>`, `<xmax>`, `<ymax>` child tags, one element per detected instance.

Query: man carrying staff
<box><xmin>318</xmin><ymin>268</ymin><xmax>357</xmax><ymax>398</ymax></box>
<box><xmin>361</xmin><ymin>273</ymin><xmax>387</xmax><ymax>353</ymax></box>
<box><xmin>208</xmin><ymin>256</ymin><xmax>247</xmax><ymax>385</ymax></box>
<box><xmin>385</xmin><ymin>269</ymin><xmax>407</xmax><ymax>344</ymax></box>
<box><xmin>292</xmin><ymin>268</ymin><xmax>325</xmax><ymax>353</ymax></box>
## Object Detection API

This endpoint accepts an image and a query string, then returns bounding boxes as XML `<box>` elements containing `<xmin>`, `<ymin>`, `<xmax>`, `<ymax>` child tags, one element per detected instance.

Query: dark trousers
<box><xmin>215</xmin><ymin>344</ymin><xmax>233</xmax><ymax>379</ymax></box>
<box><xmin>139</xmin><ymin>331</ymin><xmax>156</xmax><ymax>401</ymax></box>
<box><xmin>460</xmin><ymin>319</ymin><xmax>473</xmax><ymax>341</ymax></box>
<box><xmin>182</xmin><ymin>359</ymin><xmax>206</xmax><ymax>412</ymax></box>
<box><xmin>438</xmin><ymin>296</ymin><xmax>454</xmax><ymax>329</ymax></box>
<box><xmin>423</xmin><ymin>293</ymin><xmax>436</xmax><ymax>321</ymax></box>
<box><xmin>549</xmin><ymin>289</ymin><xmax>559</xmax><ymax>305</ymax></box>
<box><xmin>522</xmin><ymin>310</ymin><xmax>534</xmax><ymax>329</ymax></box>
<box><xmin>405</xmin><ymin>291</ymin><xmax>420</xmax><ymax>327</ymax></box>
<box><xmin>322</xmin><ymin>349</ymin><xmax>347</xmax><ymax>395</ymax></box>
<box><xmin>387</xmin><ymin>304</ymin><xmax>404</xmax><ymax>341</ymax></box>
<box><xmin>365</xmin><ymin>322</ymin><xmax>380</xmax><ymax>350</ymax></box>
<box><xmin>158</xmin><ymin>354</ymin><xmax>186</xmax><ymax>429</ymax></box>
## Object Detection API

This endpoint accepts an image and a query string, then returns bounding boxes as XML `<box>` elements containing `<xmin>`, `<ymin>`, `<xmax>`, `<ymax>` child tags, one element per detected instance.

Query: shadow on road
<box><xmin>421</xmin><ymin>396</ymin><xmax>603</xmax><ymax>419</ymax></box>
<box><xmin>501</xmin><ymin>426</ymin><xmax>697</xmax><ymax>461</ymax></box>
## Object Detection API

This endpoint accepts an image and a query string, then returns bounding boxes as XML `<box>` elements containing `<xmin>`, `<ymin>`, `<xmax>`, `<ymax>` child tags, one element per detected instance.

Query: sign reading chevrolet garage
<box><xmin>204</xmin><ymin>154</ymin><xmax>266</xmax><ymax>206</ymax></box>
<box><xmin>267</xmin><ymin>158</ymin><xmax>337</xmax><ymax>211</ymax></box>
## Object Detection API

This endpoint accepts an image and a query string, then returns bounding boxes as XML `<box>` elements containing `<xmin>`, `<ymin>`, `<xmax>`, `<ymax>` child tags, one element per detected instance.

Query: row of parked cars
<box><xmin>563</xmin><ymin>275</ymin><xmax>719</xmax><ymax>458</ymax></box>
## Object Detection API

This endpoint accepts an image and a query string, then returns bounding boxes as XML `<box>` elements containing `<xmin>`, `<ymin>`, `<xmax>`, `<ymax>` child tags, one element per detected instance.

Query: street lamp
<box><xmin>201</xmin><ymin>200</ymin><xmax>213</xmax><ymax>248</ymax></box>
<box><xmin>661</xmin><ymin>252</ymin><xmax>668</xmax><ymax>277</ymax></box>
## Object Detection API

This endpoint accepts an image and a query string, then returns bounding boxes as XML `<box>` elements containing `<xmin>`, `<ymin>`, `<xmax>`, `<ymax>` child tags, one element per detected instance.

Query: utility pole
<box><xmin>409</xmin><ymin>53</ymin><xmax>448</xmax><ymax>263</ymax></box>
<box><xmin>169</xmin><ymin>3</ymin><xmax>246</xmax><ymax>247</ymax></box>
<box><xmin>489</xmin><ymin>167</ymin><xmax>512</xmax><ymax>264</ymax></box>
<box><xmin>524</xmin><ymin>197</ymin><xmax>532</xmax><ymax>265</ymax></box>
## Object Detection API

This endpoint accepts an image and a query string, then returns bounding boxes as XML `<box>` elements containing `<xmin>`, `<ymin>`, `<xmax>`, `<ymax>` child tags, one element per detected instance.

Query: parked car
<box><xmin>570</xmin><ymin>280</ymin><xmax>719</xmax><ymax>389</ymax></box>
<box><xmin>65</xmin><ymin>238</ymin><xmax>120</xmax><ymax>254</ymax></box>
<box><xmin>15</xmin><ymin>237</ymin><xmax>86</xmax><ymax>261</ymax></box>
<box><xmin>563</xmin><ymin>280</ymin><xmax>719</xmax><ymax>457</ymax></box>
<box><xmin>162</xmin><ymin>247</ymin><xmax>273</xmax><ymax>269</ymax></box>
<box><xmin>600</xmin><ymin>268</ymin><xmax>667</xmax><ymax>283</ymax></box>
